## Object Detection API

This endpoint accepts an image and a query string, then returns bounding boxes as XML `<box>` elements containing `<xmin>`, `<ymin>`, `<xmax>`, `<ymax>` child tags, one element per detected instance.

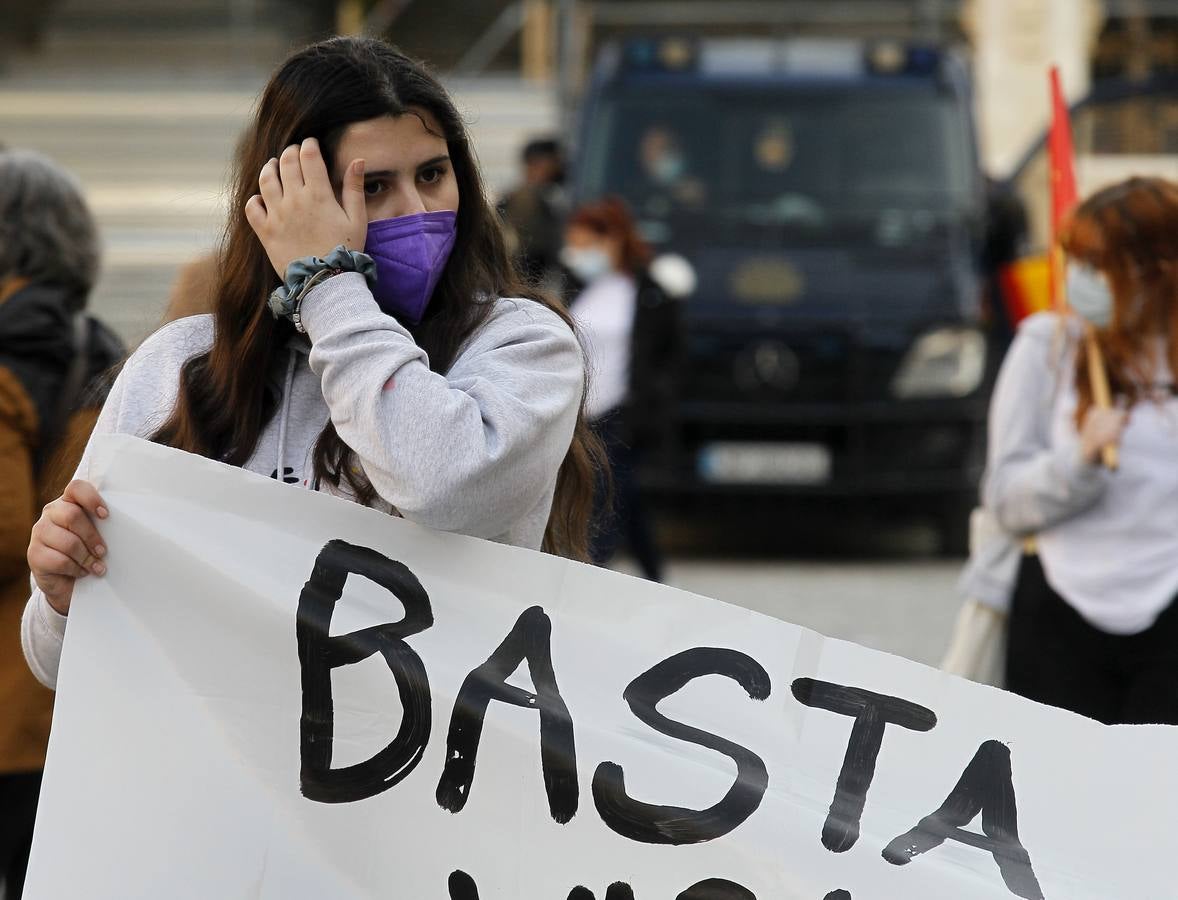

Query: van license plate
<box><xmin>698</xmin><ymin>443</ymin><xmax>832</xmax><ymax>485</ymax></box>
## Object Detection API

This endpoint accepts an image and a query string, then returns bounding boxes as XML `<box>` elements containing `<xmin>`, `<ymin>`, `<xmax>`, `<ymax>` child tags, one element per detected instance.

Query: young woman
<box><xmin>22</xmin><ymin>37</ymin><xmax>599</xmax><ymax>689</ymax></box>
<box><xmin>985</xmin><ymin>176</ymin><xmax>1178</xmax><ymax>724</ymax></box>
<box><xmin>561</xmin><ymin>197</ymin><xmax>681</xmax><ymax>582</ymax></box>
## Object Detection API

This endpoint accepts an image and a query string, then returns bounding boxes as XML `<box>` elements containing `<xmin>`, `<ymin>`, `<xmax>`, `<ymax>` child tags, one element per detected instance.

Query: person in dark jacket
<box><xmin>0</xmin><ymin>149</ymin><xmax>122</xmax><ymax>898</ymax></box>
<box><xmin>562</xmin><ymin>197</ymin><xmax>682</xmax><ymax>581</ymax></box>
<box><xmin>498</xmin><ymin>138</ymin><xmax>568</xmax><ymax>288</ymax></box>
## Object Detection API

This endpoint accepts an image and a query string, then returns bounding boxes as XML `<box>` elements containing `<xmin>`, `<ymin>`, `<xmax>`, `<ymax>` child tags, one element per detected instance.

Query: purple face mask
<box><xmin>363</xmin><ymin>210</ymin><xmax>457</xmax><ymax>324</ymax></box>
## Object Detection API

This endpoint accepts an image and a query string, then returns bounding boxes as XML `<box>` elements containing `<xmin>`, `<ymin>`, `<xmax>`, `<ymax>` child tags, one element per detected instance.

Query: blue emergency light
<box><xmin>620</xmin><ymin>38</ymin><xmax>944</xmax><ymax>80</ymax></box>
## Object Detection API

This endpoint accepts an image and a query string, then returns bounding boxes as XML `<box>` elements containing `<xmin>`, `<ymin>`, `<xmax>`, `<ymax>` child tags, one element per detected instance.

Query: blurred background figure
<box><xmin>986</xmin><ymin>177</ymin><xmax>1178</xmax><ymax>725</ymax></box>
<box><xmin>0</xmin><ymin>0</ymin><xmax>62</xmax><ymax>71</ymax></box>
<box><xmin>499</xmin><ymin>137</ymin><xmax>569</xmax><ymax>287</ymax></box>
<box><xmin>634</xmin><ymin>123</ymin><xmax>708</xmax><ymax>217</ymax></box>
<box><xmin>980</xmin><ymin>174</ymin><xmax>1030</xmax><ymax>344</ymax></box>
<box><xmin>562</xmin><ymin>197</ymin><xmax>681</xmax><ymax>581</ymax></box>
<box><xmin>0</xmin><ymin>149</ymin><xmax>122</xmax><ymax>899</ymax></box>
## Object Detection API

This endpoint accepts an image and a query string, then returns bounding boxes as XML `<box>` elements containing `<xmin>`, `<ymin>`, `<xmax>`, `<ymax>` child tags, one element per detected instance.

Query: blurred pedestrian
<box><xmin>563</xmin><ymin>197</ymin><xmax>682</xmax><ymax>581</ymax></box>
<box><xmin>22</xmin><ymin>37</ymin><xmax>603</xmax><ymax>691</ymax></box>
<box><xmin>0</xmin><ymin>149</ymin><xmax>122</xmax><ymax>898</ymax></box>
<box><xmin>498</xmin><ymin>137</ymin><xmax>568</xmax><ymax>287</ymax></box>
<box><xmin>985</xmin><ymin>176</ymin><xmax>1178</xmax><ymax>725</ymax></box>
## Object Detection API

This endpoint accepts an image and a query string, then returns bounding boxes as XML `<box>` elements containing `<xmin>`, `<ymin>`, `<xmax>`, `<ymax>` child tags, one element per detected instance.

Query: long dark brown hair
<box><xmin>1062</xmin><ymin>176</ymin><xmax>1178</xmax><ymax>426</ymax></box>
<box><xmin>151</xmin><ymin>37</ymin><xmax>602</xmax><ymax>559</ymax></box>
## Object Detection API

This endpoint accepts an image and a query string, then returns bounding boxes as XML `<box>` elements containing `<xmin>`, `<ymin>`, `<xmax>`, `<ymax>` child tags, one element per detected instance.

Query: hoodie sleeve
<box><xmin>22</xmin><ymin>581</ymin><xmax>69</xmax><ymax>689</ymax></box>
<box><xmin>22</xmin><ymin>316</ymin><xmax>213</xmax><ymax>689</ymax></box>
<box><xmin>300</xmin><ymin>274</ymin><xmax>583</xmax><ymax>539</ymax></box>
<box><xmin>981</xmin><ymin>314</ymin><xmax>1109</xmax><ymax>536</ymax></box>
<box><xmin>21</xmin><ymin>356</ymin><xmax>131</xmax><ymax>689</ymax></box>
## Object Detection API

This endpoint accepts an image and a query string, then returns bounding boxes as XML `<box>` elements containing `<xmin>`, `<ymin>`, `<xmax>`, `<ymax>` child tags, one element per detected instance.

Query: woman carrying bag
<box><xmin>984</xmin><ymin>176</ymin><xmax>1178</xmax><ymax>725</ymax></box>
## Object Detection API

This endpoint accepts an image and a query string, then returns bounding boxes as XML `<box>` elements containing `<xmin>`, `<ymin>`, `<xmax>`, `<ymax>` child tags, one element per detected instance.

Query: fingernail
<box><xmin>95</xmin><ymin>545</ymin><xmax>106</xmax><ymax>557</ymax></box>
<box><xmin>93</xmin><ymin>562</ymin><xmax>106</xmax><ymax>576</ymax></box>
<box><xmin>307</xmin><ymin>137</ymin><xmax>319</xmax><ymax>148</ymax></box>
<box><xmin>97</xmin><ymin>506</ymin><xmax>109</xmax><ymax>519</ymax></box>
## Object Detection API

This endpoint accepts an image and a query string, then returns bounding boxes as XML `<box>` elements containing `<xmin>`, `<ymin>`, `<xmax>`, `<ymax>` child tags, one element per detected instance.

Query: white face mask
<box><xmin>1066</xmin><ymin>261</ymin><xmax>1114</xmax><ymax>327</ymax></box>
<box><xmin>561</xmin><ymin>246</ymin><xmax>612</xmax><ymax>284</ymax></box>
<box><xmin>651</xmin><ymin>154</ymin><xmax>686</xmax><ymax>184</ymax></box>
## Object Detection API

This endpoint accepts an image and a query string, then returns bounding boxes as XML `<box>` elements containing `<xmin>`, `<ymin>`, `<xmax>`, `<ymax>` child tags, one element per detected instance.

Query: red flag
<box><xmin>1048</xmin><ymin>66</ymin><xmax>1078</xmax><ymax>311</ymax></box>
<box><xmin>1049</xmin><ymin>69</ymin><xmax>1118</xmax><ymax>467</ymax></box>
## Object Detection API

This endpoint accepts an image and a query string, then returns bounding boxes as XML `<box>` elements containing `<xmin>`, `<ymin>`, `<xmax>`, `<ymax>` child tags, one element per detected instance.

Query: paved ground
<box><xmin>614</xmin><ymin>511</ymin><xmax>964</xmax><ymax>669</ymax></box>
<box><xmin>617</xmin><ymin>557</ymin><xmax>961</xmax><ymax>667</ymax></box>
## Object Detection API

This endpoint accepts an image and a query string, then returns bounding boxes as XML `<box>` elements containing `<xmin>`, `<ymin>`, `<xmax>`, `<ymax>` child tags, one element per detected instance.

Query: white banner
<box><xmin>25</xmin><ymin>435</ymin><xmax>1178</xmax><ymax>899</ymax></box>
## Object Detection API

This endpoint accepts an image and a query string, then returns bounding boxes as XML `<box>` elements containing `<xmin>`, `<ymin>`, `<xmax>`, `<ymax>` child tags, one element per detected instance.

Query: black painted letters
<box><xmin>883</xmin><ymin>740</ymin><xmax>1044</xmax><ymax>900</ymax></box>
<box><xmin>296</xmin><ymin>540</ymin><xmax>434</xmax><ymax>804</ymax></box>
<box><xmin>676</xmin><ymin>879</ymin><xmax>756</xmax><ymax>899</ymax></box>
<box><xmin>791</xmin><ymin>679</ymin><xmax>937</xmax><ymax>852</ymax></box>
<box><xmin>436</xmin><ymin>606</ymin><xmax>579</xmax><ymax>823</ymax></box>
<box><xmin>593</xmin><ymin>648</ymin><xmax>772</xmax><ymax>845</ymax></box>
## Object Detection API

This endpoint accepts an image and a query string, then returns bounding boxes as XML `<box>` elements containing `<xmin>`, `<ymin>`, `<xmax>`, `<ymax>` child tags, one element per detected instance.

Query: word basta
<box><xmin>297</xmin><ymin>541</ymin><xmax>1043</xmax><ymax>900</ymax></box>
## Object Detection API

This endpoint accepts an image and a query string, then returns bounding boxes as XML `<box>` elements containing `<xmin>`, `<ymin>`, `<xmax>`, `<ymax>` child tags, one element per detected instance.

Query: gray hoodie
<box><xmin>22</xmin><ymin>273</ymin><xmax>584</xmax><ymax>688</ymax></box>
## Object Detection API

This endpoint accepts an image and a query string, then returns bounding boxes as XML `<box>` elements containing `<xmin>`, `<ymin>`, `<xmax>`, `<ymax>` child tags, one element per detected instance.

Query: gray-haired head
<box><xmin>0</xmin><ymin>149</ymin><xmax>99</xmax><ymax>310</ymax></box>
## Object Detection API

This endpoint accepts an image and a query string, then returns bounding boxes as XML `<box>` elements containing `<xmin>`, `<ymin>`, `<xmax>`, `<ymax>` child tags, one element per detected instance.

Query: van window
<box><xmin>580</xmin><ymin>86</ymin><xmax>976</xmax><ymax>244</ymax></box>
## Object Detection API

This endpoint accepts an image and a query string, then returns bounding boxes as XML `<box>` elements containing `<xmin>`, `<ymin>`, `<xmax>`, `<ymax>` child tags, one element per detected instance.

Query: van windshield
<box><xmin>579</xmin><ymin>85</ymin><xmax>976</xmax><ymax>244</ymax></box>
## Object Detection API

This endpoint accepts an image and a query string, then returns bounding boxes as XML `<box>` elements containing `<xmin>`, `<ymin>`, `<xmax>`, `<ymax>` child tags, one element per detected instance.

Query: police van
<box><xmin>572</xmin><ymin>37</ymin><xmax>996</xmax><ymax>552</ymax></box>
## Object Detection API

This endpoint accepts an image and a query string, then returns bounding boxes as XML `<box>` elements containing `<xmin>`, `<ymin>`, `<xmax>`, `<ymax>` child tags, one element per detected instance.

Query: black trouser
<box><xmin>0</xmin><ymin>771</ymin><xmax>42</xmax><ymax>899</ymax></box>
<box><xmin>590</xmin><ymin>414</ymin><xmax>664</xmax><ymax>583</ymax></box>
<box><xmin>1006</xmin><ymin>555</ymin><xmax>1178</xmax><ymax>725</ymax></box>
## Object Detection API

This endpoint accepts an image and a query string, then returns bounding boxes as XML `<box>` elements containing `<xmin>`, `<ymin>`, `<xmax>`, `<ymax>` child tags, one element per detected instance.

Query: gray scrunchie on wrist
<box><xmin>267</xmin><ymin>244</ymin><xmax>377</xmax><ymax>323</ymax></box>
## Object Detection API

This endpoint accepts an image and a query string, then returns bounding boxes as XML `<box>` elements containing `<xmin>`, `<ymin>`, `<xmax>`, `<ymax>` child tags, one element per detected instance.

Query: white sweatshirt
<box><xmin>983</xmin><ymin>312</ymin><xmax>1178</xmax><ymax>634</ymax></box>
<box><xmin>22</xmin><ymin>274</ymin><xmax>584</xmax><ymax>687</ymax></box>
<box><xmin>570</xmin><ymin>271</ymin><xmax>636</xmax><ymax>420</ymax></box>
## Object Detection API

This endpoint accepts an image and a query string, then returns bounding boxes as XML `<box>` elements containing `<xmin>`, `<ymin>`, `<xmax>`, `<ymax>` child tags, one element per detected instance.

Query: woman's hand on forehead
<box><xmin>245</xmin><ymin>137</ymin><xmax>367</xmax><ymax>279</ymax></box>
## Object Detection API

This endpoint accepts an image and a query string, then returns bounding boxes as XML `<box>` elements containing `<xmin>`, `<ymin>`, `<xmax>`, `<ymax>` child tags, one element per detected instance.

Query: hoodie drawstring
<box><xmin>276</xmin><ymin>348</ymin><xmax>297</xmax><ymax>483</ymax></box>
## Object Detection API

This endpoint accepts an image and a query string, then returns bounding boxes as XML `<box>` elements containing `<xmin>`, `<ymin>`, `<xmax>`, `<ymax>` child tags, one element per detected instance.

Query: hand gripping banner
<box><xmin>25</xmin><ymin>436</ymin><xmax>1178</xmax><ymax>899</ymax></box>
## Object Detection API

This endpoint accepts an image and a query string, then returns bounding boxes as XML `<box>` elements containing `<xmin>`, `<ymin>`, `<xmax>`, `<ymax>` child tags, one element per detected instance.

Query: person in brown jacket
<box><xmin>0</xmin><ymin>149</ymin><xmax>121</xmax><ymax>898</ymax></box>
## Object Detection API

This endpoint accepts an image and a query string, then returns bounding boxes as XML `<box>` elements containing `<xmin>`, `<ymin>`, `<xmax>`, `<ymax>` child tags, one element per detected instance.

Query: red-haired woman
<box><xmin>985</xmin><ymin>177</ymin><xmax>1178</xmax><ymax>724</ymax></box>
<box><xmin>562</xmin><ymin>197</ymin><xmax>682</xmax><ymax>581</ymax></box>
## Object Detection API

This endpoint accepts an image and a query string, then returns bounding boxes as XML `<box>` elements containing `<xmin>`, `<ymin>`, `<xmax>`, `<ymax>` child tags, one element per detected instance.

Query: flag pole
<box><xmin>1049</xmin><ymin>66</ymin><xmax>1118</xmax><ymax>470</ymax></box>
<box><xmin>1085</xmin><ymin>327</ymin><xmax>1119</xmax><ymax>469</ymax></box>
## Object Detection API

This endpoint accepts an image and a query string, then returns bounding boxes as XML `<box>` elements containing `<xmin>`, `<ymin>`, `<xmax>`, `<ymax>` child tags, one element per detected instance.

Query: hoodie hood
<box><xmin>0</xmin><ymin>284</ymin><xmax>80</xmax><ymax>443</ymax></box>
<box><xmin>0</xmin><ymin>283</ymin><xmax>76</xmax><ymax>370</ymax></box>
<box><xmin>0</xmin><ymin>283</ymin><xmax>124</xmax><ymax>447</ymax></box>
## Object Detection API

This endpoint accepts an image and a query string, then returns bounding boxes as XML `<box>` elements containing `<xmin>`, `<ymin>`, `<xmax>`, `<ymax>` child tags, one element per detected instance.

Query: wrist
<box><xmin>267</xmin><ymin>245</ymin><xmax>376</xmax><ymax>332</ymax></box>
<box><xmin>40</xmin><ymin>586</ymin><xmax>71</xmax><ymax>620</ymax></box>
<box><xmin>1070</xmin><ymin>443</ymin><xmax>1106</xmax><ymax>477</ymax></box>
